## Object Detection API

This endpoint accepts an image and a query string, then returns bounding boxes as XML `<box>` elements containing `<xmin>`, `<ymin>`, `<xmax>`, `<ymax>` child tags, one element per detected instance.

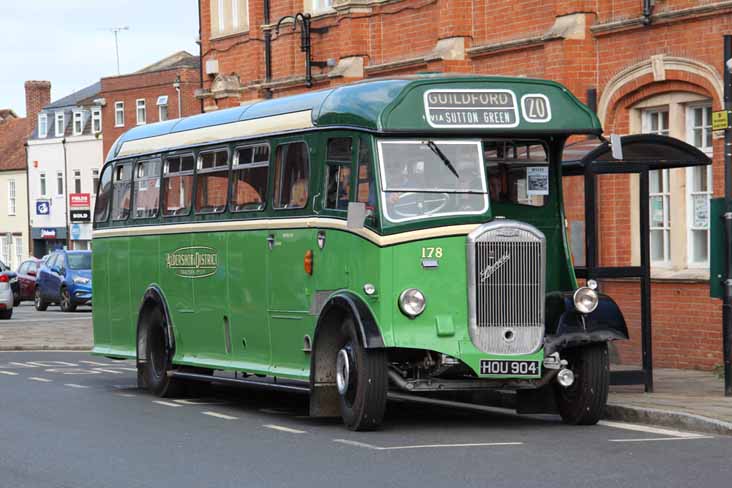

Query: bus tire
<box><xmin>34</xmin><ymin>288</ymin><xmax>48</xmax><ymax>311</ymax></box>
<box><xmin>336</xmin><ymin>317</ymin><xmax>388</xmax><ymax>431</ymax></box>
<box><xmin>142</xmin><ymin>307</ymin><xmax>184</xmax><ymax>398</ymax></box>
<box><xmin>555</xmin><ymin>343</ymin><xmax>609</xmax><ymax>425</ymax></box>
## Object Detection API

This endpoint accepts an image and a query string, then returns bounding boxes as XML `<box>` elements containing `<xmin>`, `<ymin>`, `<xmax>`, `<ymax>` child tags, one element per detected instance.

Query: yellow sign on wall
<box><xmin>712</xmin><ymin>110</ymin><xmax>731</xmax><ymax>131</ymax></box>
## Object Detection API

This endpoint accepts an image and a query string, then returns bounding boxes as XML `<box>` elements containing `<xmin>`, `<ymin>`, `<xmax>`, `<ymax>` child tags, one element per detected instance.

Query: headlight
<box><xmin>573</xmin><ymin>286</ymin><xmax>599</xmax><ymax>314</ymax></box>
<box><xmin>398</xmin><ymin>288</ymin><xmax>426</xmax><ymax>318</ymax></box>
<box><xmin>73</xmin><ymin>277</ymin><xmax>90</xmax><ymax>285</ymax></box>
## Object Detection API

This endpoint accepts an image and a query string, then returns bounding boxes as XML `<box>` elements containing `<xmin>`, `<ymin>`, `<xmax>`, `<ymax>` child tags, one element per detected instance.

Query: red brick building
<box><xmin>99</xmin><ymin>51</ymin><xmax>201</xmax><ymax>157</ymax></box>
<box><xmin>197</xmin><ymin>0</ymin><xmax>732</xmax><ymax>370</ymax></box>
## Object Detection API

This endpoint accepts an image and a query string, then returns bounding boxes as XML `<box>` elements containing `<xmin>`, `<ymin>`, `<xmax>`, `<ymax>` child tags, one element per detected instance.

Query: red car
<box><xmin>16</xmin><ymin>258</ymin><xmax>41</xmax><ymax>305</ymax></box>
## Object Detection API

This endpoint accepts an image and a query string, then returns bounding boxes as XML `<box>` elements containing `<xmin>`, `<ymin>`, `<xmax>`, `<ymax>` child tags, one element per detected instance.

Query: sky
<box><xmin>0</xmin><ymin>0</ymin><xmax>200</xmax><ymax>117</ymax></box>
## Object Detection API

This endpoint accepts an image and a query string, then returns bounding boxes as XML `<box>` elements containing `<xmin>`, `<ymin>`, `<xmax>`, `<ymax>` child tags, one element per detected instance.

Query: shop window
<box><xmin>195</xmin><ymin>149</ymin><xmax>229</xmax><ymax>213</ymax></box>
<box><xmin>273</xmin><ymin>142</ymin><xmax>309</xmax><ymax>209</ymax></box>
<box><xmin>163</xmin><ymin>154</ymin><xmax>195</xmax><ymax>216</ymax></box>
<box><xmin>133</xmin><ymin>159</ymin><xmax>161</xmax><ymax>219</ymax></box>
<box><xmin>232</xmin><ymin>144</ymin><xmax>269</xmax><ymax>212</ymax></box>
<box><xmin>111</xmin><ymin>163</ymin><xmax>133</xmax><ymax>221</ymax></box>
<box><xmin>686</xmin><ymin>104</ymin><xmax>713</xmax><ymax>266</ymax></box>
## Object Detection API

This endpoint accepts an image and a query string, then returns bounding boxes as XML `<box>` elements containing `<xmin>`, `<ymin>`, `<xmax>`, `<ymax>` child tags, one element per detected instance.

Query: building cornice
<box><xmin>591</xmin><ymin>1</ymin><xmax>732</xmax><ymax>36</ymax></box>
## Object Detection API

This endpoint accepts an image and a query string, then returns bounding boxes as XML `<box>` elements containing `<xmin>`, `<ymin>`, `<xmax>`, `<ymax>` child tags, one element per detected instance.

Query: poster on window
<box><xmin>693</xmin><ymin>195</ymin><xmax>709</xmax><ymax>228</ymax></box>
<box><xmin>526</xmin><ymin>167</ymin><xmax>549</xmax><ymax>196</ymax></box>
<box><xmin>651</xmin><ymin>197</ymin><xmax>664</xmax><ymax>227</ymax></box>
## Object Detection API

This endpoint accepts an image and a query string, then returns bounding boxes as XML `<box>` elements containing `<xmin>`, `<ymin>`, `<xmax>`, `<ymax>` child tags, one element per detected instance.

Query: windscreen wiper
<box><xmin>425</xmin><ymin>140</ymin><xmax>459</xmax><ymax>178</ymax></box>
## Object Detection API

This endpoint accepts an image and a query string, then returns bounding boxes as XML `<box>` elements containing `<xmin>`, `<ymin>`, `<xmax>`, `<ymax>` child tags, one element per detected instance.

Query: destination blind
<box><xmin>424</xmin><ymin>89</ymin><xmax>519</xmax><ymax>129</ymax></box>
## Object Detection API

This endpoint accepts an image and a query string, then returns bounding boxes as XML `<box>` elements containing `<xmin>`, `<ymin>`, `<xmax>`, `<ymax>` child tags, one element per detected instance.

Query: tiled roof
<box><xmin>45</xmin><ymin>81</ymin><xmax>102</xmax><ymax>109</ymax></box>
<box><xmin>0</xmin><ymin>117</ymin><xmax>30</xmax><ymax>171</ymax></box>
<box><xmin>0</xmin><ymin>109</ymin><xmax>18</xmax><ymax>122</ymax></box>
<box><xmin>134</xmin><ymin>51</ymin><xmax>200</xmax><ymax>74</ymax></box>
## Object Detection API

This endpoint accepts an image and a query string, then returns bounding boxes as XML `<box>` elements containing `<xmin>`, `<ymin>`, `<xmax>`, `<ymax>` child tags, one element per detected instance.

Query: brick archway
<box><xmin>598</xmin><ymin>56</ymin><xmax>723</xmax><ymax>131</ymax></box>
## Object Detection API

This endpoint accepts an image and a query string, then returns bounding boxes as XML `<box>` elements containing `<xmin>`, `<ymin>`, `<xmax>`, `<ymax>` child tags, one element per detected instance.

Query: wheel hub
<box><xmin>336</xmin><ymin>348</ymin><xmax>351</xmax><ymax>396</ymax></box>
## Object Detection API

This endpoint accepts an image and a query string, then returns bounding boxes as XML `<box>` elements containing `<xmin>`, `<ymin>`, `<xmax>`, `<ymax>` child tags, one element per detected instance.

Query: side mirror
<box><xmin>347</xmin><ymin>202</ymin><xmax>367</xmax><ymax>230</ymax></box>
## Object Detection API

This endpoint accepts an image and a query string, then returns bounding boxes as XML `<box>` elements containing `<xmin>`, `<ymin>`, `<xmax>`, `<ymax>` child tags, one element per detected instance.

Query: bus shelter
<box><xmin>562</xmin><ymin>134</ymin><xmax>711</xmax><ymax>392</ymax></box>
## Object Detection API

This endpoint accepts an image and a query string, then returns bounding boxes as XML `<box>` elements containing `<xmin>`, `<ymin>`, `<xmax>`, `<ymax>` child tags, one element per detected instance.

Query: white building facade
<box><xmin>26</xmin><ymin>82</ymin><xmax>102</xmax><ymax>256</ymax></box>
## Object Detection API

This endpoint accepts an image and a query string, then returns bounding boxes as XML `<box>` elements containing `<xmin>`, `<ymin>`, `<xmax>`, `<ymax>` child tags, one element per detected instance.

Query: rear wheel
<box><xmin>34</xmin><ymin>288</ymin><xmax>48</xmax><ymax>311</ymax></box>
<box><xmin>336</xmin><ymin>317</ymin><xmax>388</xmax><ymax>431</ymax></box>
<box><xmin>556</xmin><ymin>343</ymin><xmax>609</xmax><ymax>425</ymax></box>
<box><xmin>60</xmin><ymin>288</ymin><xmax>76</xmax><ymax>312</ymax></box>
<box><xmin>141</xmin><ymin>307</ymin><xmax>184</xmax><ymax>397</ymax></box>
<box><xmin>0</xmin><ymin>308</ymin><xmax>11</xmax><ymax>320</ymax></box>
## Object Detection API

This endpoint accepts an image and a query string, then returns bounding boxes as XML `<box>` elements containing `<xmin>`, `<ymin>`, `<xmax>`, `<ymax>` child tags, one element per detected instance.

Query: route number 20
<box><xmin>421</xmin><ymin>247</ymin><xmax>443</xmax><ymax>258</ymax></box>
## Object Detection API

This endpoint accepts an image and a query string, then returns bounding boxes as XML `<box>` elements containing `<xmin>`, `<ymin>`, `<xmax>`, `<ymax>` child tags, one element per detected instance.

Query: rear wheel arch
<box><xmin>136</xmin><ymin>286</ymin><xmax>176</xmax><ymax>365</ymax></box>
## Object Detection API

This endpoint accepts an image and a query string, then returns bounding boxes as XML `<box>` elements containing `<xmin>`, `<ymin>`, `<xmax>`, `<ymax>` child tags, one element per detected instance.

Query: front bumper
<box><xmin>70</xmin><ymin>286</ymin><xmax>92</xmax><ymax>304</ymax></box>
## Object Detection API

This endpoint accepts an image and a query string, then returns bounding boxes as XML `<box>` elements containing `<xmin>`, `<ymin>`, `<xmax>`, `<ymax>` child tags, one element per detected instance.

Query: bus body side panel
<box><xmin>227</xmin><ymin>228</ymin><xmax>272</xmax><ymax>370</ymax></box>
<box><xmin>91</xmin><ymin>237</ymin><xmax>113</xmax><ymax>355</ymax></box>
<box><xmin>106</xmin><ymin>237</ymin><xmax>135</xmax><ymax>356</ymax></box>
<box><xmin>160</xmin><ymin>233</ymin><xmax>195</xmax><ymax>361</ymax></box>
<box><xmin>191</xmin><ymin>231</ymin><xmax>229</xmax><ymax>360</ymax></box>
<box><xmin>128</xmin><ymin>235</ymin><xmax>161</xmax><ymax>351</ymax></box>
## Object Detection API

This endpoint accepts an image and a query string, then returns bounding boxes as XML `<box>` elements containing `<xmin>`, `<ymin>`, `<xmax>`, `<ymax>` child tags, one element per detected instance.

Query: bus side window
<box><xmin>111</xmin><ymin>162</ymin><xmax>132</xmax><ymax>221</ymax></box>
<box><xmin>133</xmin><ymin>159</ymin><xmax>161</xmax><ymax>219</ymax></box>
<box><xmin>356</xmin><ymin>137</ymin><xmax>376</xmax><ymax>210</ymax></box>
<box><xmin>324</xmin><ymin>137</ymin><xmax>352</xmax><ymax>211</ymax></box>
<box><xmin>93</xmin><ymin>164</ymin><xmax>113</xmax><ymax>223</ymax></box>
<box><xmin>163</xmin><ymin>154</ymin><xmax>194</xmax><ymax>216</ymax></box>
<box><xmin>273</xmin><ymin>142</ymin><xmax>309</xmax><ymax>209</ymax></box>
<box><xmin>232</xmin><ymin>143</ymin><xmax>269</xmax><ymax>212</ymax></box>
<box><xmin>195</xmin><ymin>149</ymin><xmax>229</xmax><ymax>214</ymax></box>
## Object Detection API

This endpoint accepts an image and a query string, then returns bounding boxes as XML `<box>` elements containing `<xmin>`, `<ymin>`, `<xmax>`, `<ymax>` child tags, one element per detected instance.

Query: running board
<box><xmin>169</xmin><ymin>371</ymin><xmax>310</xmax><ymax>395</ymax></box>
<box><xmin>169</xmin><ymin>370</ymin><xmax>519</xmax><ymax>417</ymax></box>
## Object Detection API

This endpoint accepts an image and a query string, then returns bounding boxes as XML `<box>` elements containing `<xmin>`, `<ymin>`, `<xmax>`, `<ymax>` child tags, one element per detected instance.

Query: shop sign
<box><xmin>424</xmin><ymin>89</ymin><xmax>519</xmax><ymax>128</ymax></box>
<box><xmin>70</xmin><ymin>209</ymin><xmax>91</xmax><ymax>223</ymax></box>
<box><xmin>40</xmin><ymin>228</ymin><xmax>56</xmax><ymax>239</ymax></box>
<box><xmin>36</xmin><ymin>200</ymin><xmax>50</xmax><ymax>215</ymax></box>
<box><xmin>69</xmin><ymin>193</ymin><xmax>91</xmax><ymax>207</ymax></box>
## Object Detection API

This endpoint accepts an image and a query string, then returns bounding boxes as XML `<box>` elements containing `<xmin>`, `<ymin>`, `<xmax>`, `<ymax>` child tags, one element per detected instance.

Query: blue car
<box><xmin>35</xmin><ymin>250</ymin><xmax>92</xmax><ymax>312</ymax></box>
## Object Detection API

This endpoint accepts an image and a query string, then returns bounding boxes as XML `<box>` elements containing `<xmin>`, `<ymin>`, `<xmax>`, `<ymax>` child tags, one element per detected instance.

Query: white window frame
<box><xmin>73</xmin><ymin>111</ymin><xmax>83</xmax><ymax>136</ymax></box>
<box><xmin>14</xmin><ymin>236</ymin><xmax>23</xmax><ymax>269</ymax></box>
<box><xmin>92</xmin><ymin>107</ymin><xmax>102</xmax><ymax>133</ymax></box>
<box><xmin>57</xmin><ymin>171</ymin><xmax>64</xmax><ymax>196</ymax></box>
<box><xmin>114</xmin><ymin>101</ymin><xmax>125</xmax><ymax>127</ymax></box>
<box><xmin>218</xmin><ymin>0</ymin><xmax>226</xmax><ymax>33</ymax></box>
<box><xmin>307</xmin><ymin>0</ymin><xmax>334</xmax><ymax>14</ymax></box>
<box><xmin>54</xmin><ymin>112</ymin><xmax>64</xmax><ymax>137</ymax></box>
<box><xmin>38</xmin><ymin>113</ymin><xmax>48</xmax><ymax>138</ymax></box>
<box><xmin>73</xmin><ymin>170</ymin><xmax>82</xmax><ymax>194</ymax></box>
<box><xmin>685</xmin><ymin>103</ymin><xmax>713</xmax><ymax>267</ymax></box>
<box><xmin>157</xmin><ymin>95</ymin><xmax>169</xmax><ymax>122</ymax></box>
<box><xmin>643</xmin><ymin>108</ymin><xmax>671</xmax><ymax>266</ymax></box>
<box><xmin>40</xmin><ymin>172</ymin><xmax>47</xmax><ymax>197</ymax></box>
<box><xmin>136</xmin><ymin>99</ymin><xmax>146</xmax><ymax>125</ymax></box>
<box><xmin>7</xmin><ymin>179</ymin><xmax>16</xmax><ymax>216</ymax></box>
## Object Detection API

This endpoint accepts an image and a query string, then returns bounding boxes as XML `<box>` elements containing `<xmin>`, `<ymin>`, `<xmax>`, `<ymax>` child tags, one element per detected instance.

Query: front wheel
<box><xmin>555</xmin><ymin>343</ymin><xmax>610</xmax><ymax>425</ymax></box>
<box><xmin>140</xmin><ymin>307</ymin><xmax>184</xmax><ymax>397</ymax></box>
<box><xmin>336</xmin><ymin>317</ymin><xmax>388</xmax><ymax>431</ymax></box>
<box><xmin>34</xmin><ymin>288</ymin><xmax>48</xmax><ymax>311</ymax></box>
<box><xmin>59</xmin><ymin>288</ymin><xmax>77</xmax><ymax>312</ymax></box>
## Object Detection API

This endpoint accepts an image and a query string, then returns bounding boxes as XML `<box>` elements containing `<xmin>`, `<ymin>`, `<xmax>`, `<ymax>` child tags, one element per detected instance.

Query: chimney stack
<box><xmin>24</xmin><ymin>80</ymin><xmax>51</xmax><ymax>131</ymax></box>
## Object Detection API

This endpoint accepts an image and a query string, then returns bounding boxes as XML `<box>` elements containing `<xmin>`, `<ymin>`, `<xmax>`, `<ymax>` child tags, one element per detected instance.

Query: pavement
<box><xmin>1</xmin><ymin>351</ymin><xmax>731</xmax><ymax>488</ymax></box>
<box><xmin>1</xmin><ymin>303</ymin><xmax>730</xmax><ymax>437</ymax></box>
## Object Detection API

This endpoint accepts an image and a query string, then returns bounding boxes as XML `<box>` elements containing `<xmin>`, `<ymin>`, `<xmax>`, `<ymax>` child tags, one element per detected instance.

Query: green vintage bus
<box><xmin>92</xmin><ymin>74</ymin><xmax>628</xmax><ymax>430</ymax></box>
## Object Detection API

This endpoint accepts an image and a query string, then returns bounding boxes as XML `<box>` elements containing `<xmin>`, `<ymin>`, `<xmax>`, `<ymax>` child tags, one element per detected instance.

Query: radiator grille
<box><xmin>468</xmin><ymin>221</ymin><xmax>545</xmax><ymax>355</ymax></box>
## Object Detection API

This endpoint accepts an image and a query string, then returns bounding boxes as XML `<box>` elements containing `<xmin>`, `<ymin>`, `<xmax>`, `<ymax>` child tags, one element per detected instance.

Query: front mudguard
<box><xmin>543</xmin><ymin>291</ymin><xmax>629</xmax><ymax>355</ymax></box>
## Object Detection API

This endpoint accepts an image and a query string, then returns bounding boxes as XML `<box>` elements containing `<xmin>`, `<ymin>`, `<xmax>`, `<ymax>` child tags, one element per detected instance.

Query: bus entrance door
<box><xmin>266</xmin><ymin>228</ymin><xmax>316</xmax><ymax>377</ymax></box>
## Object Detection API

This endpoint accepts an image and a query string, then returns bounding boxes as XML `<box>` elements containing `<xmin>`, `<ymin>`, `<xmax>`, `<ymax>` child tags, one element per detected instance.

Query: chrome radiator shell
<box><xmin>467</xmin><ymin>220</ymin><xmax>546</xmax><ymax>355</ymax></box>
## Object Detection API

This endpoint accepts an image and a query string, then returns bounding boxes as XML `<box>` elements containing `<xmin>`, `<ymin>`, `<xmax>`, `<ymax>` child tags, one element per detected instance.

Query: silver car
<box><xmin>0</xmin><ymin>274</ymin><xmax>12</xmax><ymax>319</ymax></box>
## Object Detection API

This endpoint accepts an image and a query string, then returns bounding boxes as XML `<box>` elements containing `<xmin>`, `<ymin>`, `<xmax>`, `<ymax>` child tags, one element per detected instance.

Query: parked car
<box><xmin>0</xmin><ymin>260</ymin><xmax>15</xmax><ymax>319</ymax></box>
<box><xmin>35</xmin><ymin>250</ymin><xmax>92</xmax><ymax>312</ymax></box>
<box><xmin>16</xmin><ymin>258</ymin><xmax>41</xmax><ymax>304</ymax></box>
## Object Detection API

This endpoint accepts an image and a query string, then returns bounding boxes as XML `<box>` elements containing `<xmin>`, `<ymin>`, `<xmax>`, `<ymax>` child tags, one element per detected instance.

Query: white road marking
<box><xmin>10</xmin><ymin>362</ymin><xmax>36</xmax><ymax>368</ymax></box>
<box><xmin>115</xmin><ymin>393</ymin><xmax>136</xmax><ymax>398</ymax></box>
<box><xmin>333</xmin><ymin>439</ymin><xmax>523</xmax><ymax>450</ymax></box>
<box><xmin>28</xmin><ymin>377</ymin><xmax>52</xmax><ymax>383</ymax></box>
<box><xmin>44</xmin><ymin>368</ymin><xmax>101</xmax><ymax>375</ymax></box>
<box><xmin>153</xmin><ymin>400</ymin><xmax>183</xmax><ymax>407</ymax></box>
<box><xmin>80</xmin><ymin>360</ymin><xmax>112</xmax><ymax>366</ymax></box>
<box><xmin>117</xmin><ymin>367</ymin><xmax>138</xmax><ymax>372</ymax></box>
<box><xmin>64</xmin><ymin>383</ymin><xmax>89</xmax><ymax>389</ymax></box>
<box><xmin>609</xmin><ymin>436</ymin><xmax>715</xmax><ymax>443</ymax></box>
<box><xmin>5</xmin><ymin>318</ymin><xmax>92</xmax><ymax>323</ymax></box>
<box><xmin>202</xmin><ymin>411</ymin><xmax>238</xmax><ymax>420</ymax></box>
<box><xmin>0</xmin><ymin>371</ymin><xmax>19</xmax><ymax>376</ymax></box>
<box><xmin>173</xmin><ymin>399</ymin><xmax>227</xmax><ymax>405</ymax></box>
<box><xmin>264</xmin><ymin>424</ymin><xmax>307</xmax><ymax>434</ymax></box>
<box><xmin>92</xmin><ymin>368</ymin><xmax>124</xmax><ymax>374</ymax></box>
<box><xmin>26</xmin><ymin>361</ymin><xmax>77</xmax><ymax>367</ymax></box>
<box><xmin>599</xmin><ymin>421</ymin><xmax>707</xmax><ymax>439</ymax></box>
